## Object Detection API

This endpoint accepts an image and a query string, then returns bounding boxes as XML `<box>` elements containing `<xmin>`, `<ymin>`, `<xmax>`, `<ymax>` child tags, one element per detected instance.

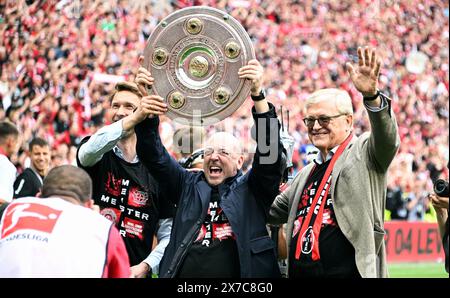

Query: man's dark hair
<box><xmin>29</xmin><ymin>137</ymin><xmax>49</xmax><ymax>151</ymax></box>
<box><xmin>0</xmin><ymin>121</ymin><xmax>19</xmax><ymax>144</ymax></box>
<box><xmin>42</xmin><ymin>165</ymin><xmax>92</xmax><ymax>203</ymax></box>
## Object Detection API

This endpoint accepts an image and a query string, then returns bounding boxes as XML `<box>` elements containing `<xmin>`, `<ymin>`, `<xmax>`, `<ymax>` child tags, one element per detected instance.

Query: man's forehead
<box><xmin>205</xmin><ymin>138</ymin><xmax>234</xmax><ymax>149</ymax></box>
<box><xmin>205</xmin><ymin>133</ymin><xmax>241</xmax><ymax>152</ymax></box>
<box><xmin>306</xmin><ymin>100</ymin><xmax>337</xmax><ymax>115</ymax></box>
<box><xmin>31</xmin><ymin>145</ymin><xmax>50</xmax><ymax>152</ymax></box>
<box><xmin>112</xmin><ymin>91</ymin><xmax>140</xmax><ymax>104</ymax></box>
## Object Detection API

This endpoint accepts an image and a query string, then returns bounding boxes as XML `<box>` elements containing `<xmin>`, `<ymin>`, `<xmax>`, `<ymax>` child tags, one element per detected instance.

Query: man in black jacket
<box><xmin>134</xmin><ymin>59</ymin><xmax>283</xmax><ymax>278</ymax></box>
<box><xmin>14</xmin><ymin>138</ymin><xmax>51</xmax><ymax>198</ymax></box>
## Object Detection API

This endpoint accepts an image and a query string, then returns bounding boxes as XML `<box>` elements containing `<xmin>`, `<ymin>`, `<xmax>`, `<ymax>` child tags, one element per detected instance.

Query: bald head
<box><xmin>41</xmin><ymin>165</ymin><xmax>92</xmax><ymax>203</ymax></box>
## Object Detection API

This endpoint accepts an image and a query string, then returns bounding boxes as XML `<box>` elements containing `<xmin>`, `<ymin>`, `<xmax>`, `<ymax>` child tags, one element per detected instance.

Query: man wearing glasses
<box><xmin>134</xmin><ymin>59</ymin><xmax>284</xmax><ymax>278</ymax></box>
<box><xmin>270</xmin><ymin>47</ymin><xmax>400</xmax><ymax>278</ymax></box>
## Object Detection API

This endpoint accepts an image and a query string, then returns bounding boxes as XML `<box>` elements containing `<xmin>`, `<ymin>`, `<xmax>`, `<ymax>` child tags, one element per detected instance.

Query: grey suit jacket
<box><xmin>270</xmin><ymin>97</ymin><xmax>400</xmax><ymax>278</ymax></box>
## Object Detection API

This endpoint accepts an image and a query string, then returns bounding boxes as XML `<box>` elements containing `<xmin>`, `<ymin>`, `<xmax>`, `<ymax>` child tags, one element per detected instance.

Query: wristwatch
<box><xmin>363</xmin><ymin>90</ymin><xmax>380</xmax><ymax>101</ymax></box>
<box><xmin>251</xmin><ymin>89</ymin><xmax>266</xmax><ymax>101</ymax></box>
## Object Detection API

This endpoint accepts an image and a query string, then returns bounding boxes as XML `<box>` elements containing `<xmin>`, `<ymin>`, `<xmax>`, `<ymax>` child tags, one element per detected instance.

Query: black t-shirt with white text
<box><xmin>289</xmin><ymin>160</ymin><xmax>360</xmax><ymax>278</ymax></box>
<box><xmin>77</xmin><ymin>138</ymin><xmax>173</xmax><ymax>266</ymax></box>
<box><xmin>177</xmin><ymin>186</ymin><xmax>240</xmax><ymax>278</ymax></box>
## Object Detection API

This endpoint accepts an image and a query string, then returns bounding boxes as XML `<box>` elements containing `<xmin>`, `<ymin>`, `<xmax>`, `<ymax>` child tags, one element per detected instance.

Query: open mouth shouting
<box><xmin>209</xmin><ymin>165</ymin><xmax>223</xmax><ymax>178</ymax></box>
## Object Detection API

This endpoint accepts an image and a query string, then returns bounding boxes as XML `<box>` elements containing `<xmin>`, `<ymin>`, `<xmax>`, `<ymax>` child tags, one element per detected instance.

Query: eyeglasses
<box><xmin>303</xmin><ymin>114</ymin><xmax>347</xmax><ymax>128</ymax></box>
<box><xmin>203</xmin><ymin>147</ymin><xmax>231</xmax><ymax>157</ymax></box>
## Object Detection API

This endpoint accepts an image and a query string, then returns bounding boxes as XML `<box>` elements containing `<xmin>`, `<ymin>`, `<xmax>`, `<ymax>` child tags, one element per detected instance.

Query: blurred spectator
<box><xmin>13</xmin><ymin>137</ymin><xmax>51</xmax><ymax>198</ymax></box>
<box><xmin>386</xmin><ymin>179</ymin><xmax>405</xmax><ymax>220</ymax></box>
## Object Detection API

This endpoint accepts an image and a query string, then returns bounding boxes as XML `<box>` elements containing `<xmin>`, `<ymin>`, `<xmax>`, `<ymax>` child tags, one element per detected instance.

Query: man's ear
<box><xmin>6</xmin><ymin>136</ymin><xmax>15</xmax><ymax>151</ymax></box>
<box><xmin>346</xmin><ymin>114</ymin><xmax>353</xmax><ymax>128</ymax></box>
<box><xmin>236</xmin><ymin>155</ymin><xmax>245</xmax><ymax>170</ymax></box>
<box><xmin>138</xmin><ymin>55</ymin><xmax>144</xmax><ymax>65</ymax></box>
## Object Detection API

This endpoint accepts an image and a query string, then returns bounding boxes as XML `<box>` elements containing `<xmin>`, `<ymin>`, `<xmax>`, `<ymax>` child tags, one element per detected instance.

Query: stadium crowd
<box><xmin>0</xmin><ymin>0</ymin><xmax>448</xmax><ymax>221</ymax></box>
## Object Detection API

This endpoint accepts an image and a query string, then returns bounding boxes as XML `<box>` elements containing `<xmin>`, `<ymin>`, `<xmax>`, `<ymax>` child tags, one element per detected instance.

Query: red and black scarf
<box><xmin>294</xmin><ymin>134</ymin><xmax>353</xmax><ymax>262</ymax></box>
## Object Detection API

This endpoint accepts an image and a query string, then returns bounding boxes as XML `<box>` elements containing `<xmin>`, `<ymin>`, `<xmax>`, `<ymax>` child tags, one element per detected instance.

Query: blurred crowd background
<box><xmin>0</xmin><ymin>0</ymin><xmax>448</xmax><ymax>221</ymax></box>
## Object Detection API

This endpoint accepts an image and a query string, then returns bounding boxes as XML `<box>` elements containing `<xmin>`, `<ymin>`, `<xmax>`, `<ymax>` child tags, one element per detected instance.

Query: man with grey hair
<box><xmin>134</xmin><ymin>59</ymin><xmax>284</xmax><ymax>278</ymax></box>
<box><xmin>270</xmin><ymin>47</ymin><xmax>400</xmax><ymax>278</ymax></box>
<box><xmin>0</xmin><ymin>165</ymin><xmax>130</xmax><ymax>277</ymax></box>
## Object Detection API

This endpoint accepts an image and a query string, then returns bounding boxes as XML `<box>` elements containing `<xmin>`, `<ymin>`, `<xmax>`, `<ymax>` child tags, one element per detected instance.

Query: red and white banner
<box><xmin>384</xmin><ymin>221</ymin><xmax>445</xmax><ymax>262</ymax></box>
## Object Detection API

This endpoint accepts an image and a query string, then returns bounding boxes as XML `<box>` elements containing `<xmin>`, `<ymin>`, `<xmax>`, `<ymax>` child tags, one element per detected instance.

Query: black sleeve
<box><xmin>157</xmin><ymin>188</ymin><xmax>176</xmax><ymax>219</ymax></box>
<box><xmin>248</xmin><ymin>102</ymin><xmax>283</xmax><ymax>212</ymax></box>
<box><xmin>13</xmin><ymin>171</ymin><xmax>39</xmax><ymax>199</ymax></box>
<box><xmin>148</xmin><ymin>173</ymin><xmax>176</xmax><ymax>219</ymax></box>
<box><xmin>135</xmin><ymin>116</ymin><xmax>188</xmax><ymax>205</ymax></box>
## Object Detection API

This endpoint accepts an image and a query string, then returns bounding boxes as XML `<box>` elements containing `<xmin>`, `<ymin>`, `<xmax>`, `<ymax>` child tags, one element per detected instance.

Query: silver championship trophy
<box><xmin>143</xmin><ymin>6</ymin><xmax>256</xmax><ymax>126</ymax></box>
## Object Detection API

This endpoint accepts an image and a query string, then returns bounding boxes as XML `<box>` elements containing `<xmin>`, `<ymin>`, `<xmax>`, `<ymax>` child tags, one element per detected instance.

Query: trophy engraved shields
<box><xmin>143</xmin><ymin>6</ymin><xmax>256</xmax><ymax>126</ymax></box>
